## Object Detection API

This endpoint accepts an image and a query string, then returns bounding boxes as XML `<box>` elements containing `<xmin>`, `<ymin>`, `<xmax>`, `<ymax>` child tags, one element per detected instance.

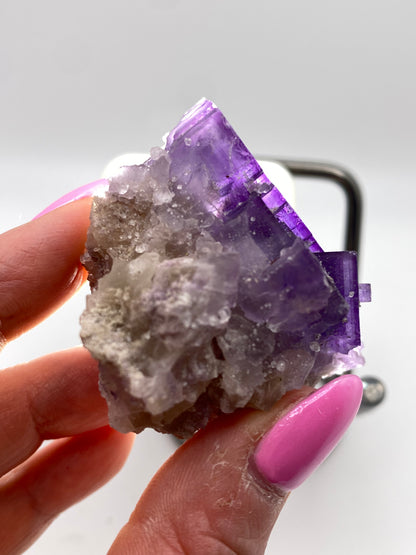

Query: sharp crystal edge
<box><xmin>80</xmin><ymin>98</ymin><xmax>371</xmax><ymax>438</ymax></box>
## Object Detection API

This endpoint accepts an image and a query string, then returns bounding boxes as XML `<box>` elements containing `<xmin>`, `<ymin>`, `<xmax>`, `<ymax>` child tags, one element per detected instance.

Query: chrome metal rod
<box><xmin>261</xmin><ymin>158</ymin><xmax>363</xmax><ymax>257</ymax></box>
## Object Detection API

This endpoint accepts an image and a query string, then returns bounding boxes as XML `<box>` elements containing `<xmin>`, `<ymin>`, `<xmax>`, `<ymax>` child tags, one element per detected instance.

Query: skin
<box><xmin>0</xmin><ymin>200</ymin><xmax>312</xmax><ymax>554</ymax></box>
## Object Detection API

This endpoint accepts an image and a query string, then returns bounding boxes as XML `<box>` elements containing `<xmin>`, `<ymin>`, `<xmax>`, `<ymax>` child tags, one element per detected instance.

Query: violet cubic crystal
<box><xmin>80</xmin><ymin>99</ymin><xmax>370</xmax><ymax>438</ymax></box>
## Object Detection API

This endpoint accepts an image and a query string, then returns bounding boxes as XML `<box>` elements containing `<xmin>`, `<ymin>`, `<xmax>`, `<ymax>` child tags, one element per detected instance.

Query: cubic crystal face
<box><xmin>80</xmin><ymin>99</ymin><xmax>367</xmax><ymax>438</ymax></box>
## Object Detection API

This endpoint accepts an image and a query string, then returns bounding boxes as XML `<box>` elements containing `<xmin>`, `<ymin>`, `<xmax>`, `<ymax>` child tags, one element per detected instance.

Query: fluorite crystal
<box><xmin>80</xmin><ymin>99</ymin><xmax>370</xmax><ymax>438</ymax></box>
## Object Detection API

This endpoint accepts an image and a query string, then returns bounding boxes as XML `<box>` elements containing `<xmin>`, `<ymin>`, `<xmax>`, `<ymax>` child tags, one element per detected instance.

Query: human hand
<box><xmin>0</xmin><ymin>196</ymin><xmax>363</xmax><ymax>554</ymax></box>
<box><xmin>0</xmin><ymin>199</ymin><xmax>135</xmax><ymax>554</ymax></box>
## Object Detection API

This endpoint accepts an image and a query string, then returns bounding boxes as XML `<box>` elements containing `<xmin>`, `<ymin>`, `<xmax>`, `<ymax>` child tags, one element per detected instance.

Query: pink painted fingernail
<box><xmin>33</xmin><ymin>178</ymin><xmax>108</xmax><ymax>219</ymax></box>
<box><xmin>253</xmin><ymin>374</ymin><xmax>363</xmax><ymax>490</ymax></box>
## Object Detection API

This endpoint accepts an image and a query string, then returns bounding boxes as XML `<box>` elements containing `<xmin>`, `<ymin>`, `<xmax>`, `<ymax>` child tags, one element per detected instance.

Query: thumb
<box><xmin>109</xmin><ymin>375</ymin><xmax>362</xmax><ymax>555</ymax></box>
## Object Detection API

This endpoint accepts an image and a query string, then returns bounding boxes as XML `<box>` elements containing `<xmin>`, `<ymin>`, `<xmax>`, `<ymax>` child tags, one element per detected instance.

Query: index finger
<box><xmin>0</xmin><ymin>198</ymin><xmax>91</xmax><ymax>343</ymax></box>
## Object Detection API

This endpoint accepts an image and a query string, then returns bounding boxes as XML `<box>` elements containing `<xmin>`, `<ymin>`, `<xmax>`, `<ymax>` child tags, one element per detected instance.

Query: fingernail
<box><xmin>33</xmin><ymin>178</ymin><xmax>108</xmax><ymax>220</ymax></box>
<box><xmin>253</xmin><ymin>374</ymin><xmax>363</xmax><ymax>490</ymax></box>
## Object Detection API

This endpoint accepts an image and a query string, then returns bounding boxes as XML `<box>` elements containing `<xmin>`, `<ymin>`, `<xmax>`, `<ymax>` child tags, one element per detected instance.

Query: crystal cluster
<box><xmin>80</xmin><ymin>99</ymin><xmax>370</xmax><ymax>438</ymax></box>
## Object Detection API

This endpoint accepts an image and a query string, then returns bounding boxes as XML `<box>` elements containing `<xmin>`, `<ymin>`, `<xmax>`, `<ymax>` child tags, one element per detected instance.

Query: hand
<box><xmin>0</xmin><ymin>198</ymin><xmax>362</xmax><ymax>555</ymax></box>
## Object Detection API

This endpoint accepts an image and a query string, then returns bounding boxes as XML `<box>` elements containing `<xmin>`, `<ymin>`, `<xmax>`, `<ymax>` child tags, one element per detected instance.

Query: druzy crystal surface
<box><xmin>80</xmin><ymin>99</ymin><xmax>369</xmax><ymax>438</ymax></box>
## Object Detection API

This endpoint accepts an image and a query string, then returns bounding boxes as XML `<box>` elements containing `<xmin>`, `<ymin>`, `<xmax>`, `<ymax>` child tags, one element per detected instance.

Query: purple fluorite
<box><xmin>80</xmin><ymin>99</ymin><xmax>370</xmax><ymax>438</ymax></box>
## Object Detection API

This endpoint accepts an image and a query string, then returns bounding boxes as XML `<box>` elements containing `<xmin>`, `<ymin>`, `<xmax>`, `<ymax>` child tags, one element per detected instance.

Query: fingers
<box><xmin>0</xmin><ymin>191</ymin><xmax>136</xmax><ymax>555</ymax></box>
<box><xmin>109</xmin><ymin>375</ymin><xmax>362</xmax><ymax>555</ymax></box>
<box><xmin>0</xmin><ymin>347</ymin><xmax>109</xmax><ymax>477</ymax></box>
<box><xmin>0</xmin><ymin>426</ymin><xmax>134</xmax><ymax>555</ymax></box>
<box><xmin>109</xmin><ymin>388</ymin><xmax>308</xmax><ymax>555</ymax></box>
<box><xmin>0</xmin><ymin>198</ymin><xmax>91</xmax><ymax>343</ymax></box>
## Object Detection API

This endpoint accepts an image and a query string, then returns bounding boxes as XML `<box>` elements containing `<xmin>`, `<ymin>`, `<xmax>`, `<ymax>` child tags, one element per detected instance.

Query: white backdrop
<box><xmin>1</xmin><ymin>1</ymin><xmax>415</xmax><ymax>553</ymax></box>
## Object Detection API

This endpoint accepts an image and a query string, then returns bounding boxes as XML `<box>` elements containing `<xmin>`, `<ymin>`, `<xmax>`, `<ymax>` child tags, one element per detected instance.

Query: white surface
<box><xmin>1</xmin><ymin>1</ymin><xmax>415</xmax><ymax>553</ymax></box>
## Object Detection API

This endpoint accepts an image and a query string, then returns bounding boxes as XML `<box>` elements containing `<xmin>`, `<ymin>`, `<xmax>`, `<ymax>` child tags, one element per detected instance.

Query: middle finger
<box><xmin>0</xmin><ymin>347</ymin><xmax>108</xmax><ymax>477</ymax></box>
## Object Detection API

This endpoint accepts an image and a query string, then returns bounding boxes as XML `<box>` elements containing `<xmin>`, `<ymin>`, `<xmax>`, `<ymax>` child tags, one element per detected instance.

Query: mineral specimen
<box><xmin>80</xmin><ymin>99</ymin><xmax>370</xmax><ymax>438</ymax></box>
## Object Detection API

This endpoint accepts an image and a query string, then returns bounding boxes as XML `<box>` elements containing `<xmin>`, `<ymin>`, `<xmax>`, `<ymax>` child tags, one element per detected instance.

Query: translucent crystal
<box><xmin>80</xmin><ymin>99</ymin><xmax>369</xmax><ymax>438</ymax></box>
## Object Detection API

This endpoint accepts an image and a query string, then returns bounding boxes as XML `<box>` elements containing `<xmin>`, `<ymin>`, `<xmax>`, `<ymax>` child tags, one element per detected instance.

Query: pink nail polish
<box><xmin>34</xmin><ymin>178</ymin><xmax>108</xmax><ymax>219</ymax></box>
<box><xmin>253</xmin><ymin>374</ymin><xmax>363</xmax><ymax>490</ymax></box>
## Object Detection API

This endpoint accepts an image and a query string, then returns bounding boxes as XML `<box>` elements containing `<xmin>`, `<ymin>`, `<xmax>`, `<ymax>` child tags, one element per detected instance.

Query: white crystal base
<box><xmin>102</xmin><ymin>153</ymin><xmax>296</xmax><ymax>207</ymax></box>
